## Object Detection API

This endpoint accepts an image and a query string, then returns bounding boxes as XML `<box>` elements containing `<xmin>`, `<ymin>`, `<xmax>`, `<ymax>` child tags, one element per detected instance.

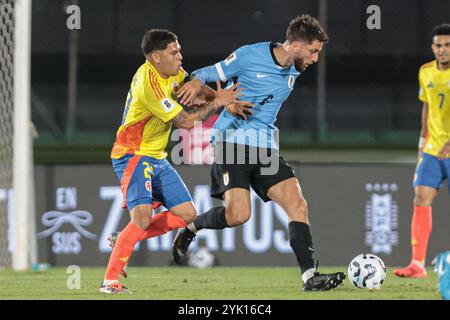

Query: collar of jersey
<box><xmin>145</xmin><ymin>60</ymin><xmax>168</xmax><ymax>81</ymax></box>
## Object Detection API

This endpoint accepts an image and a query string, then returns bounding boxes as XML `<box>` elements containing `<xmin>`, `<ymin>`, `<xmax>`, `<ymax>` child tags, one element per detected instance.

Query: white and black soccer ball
<box><xmin>348</xmin><ymin>253</ymin><xmax>386</xmax><ymax>289</ymax></box>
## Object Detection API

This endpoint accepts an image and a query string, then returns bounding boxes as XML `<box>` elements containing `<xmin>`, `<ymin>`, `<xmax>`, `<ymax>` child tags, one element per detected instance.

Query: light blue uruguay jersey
<box><xmin>192</xmin><ymin>42</ymin><xmax>300</xmax><ymax>149</ymax></box>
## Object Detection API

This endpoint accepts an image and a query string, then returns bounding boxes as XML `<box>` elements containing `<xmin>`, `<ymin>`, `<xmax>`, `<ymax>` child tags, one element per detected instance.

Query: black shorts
<box><xmin>210</xmin><ymin>142</ymin><xmax>297</xmax><ymax>202</ymax></box>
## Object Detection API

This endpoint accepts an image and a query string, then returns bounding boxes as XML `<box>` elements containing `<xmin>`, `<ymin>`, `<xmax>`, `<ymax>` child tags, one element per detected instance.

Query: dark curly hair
<box><xmin>286</xmin><ymin>14</ymin><xmax>329</xmax><ymax>44</ymax></box>
<box><xmin>141</xmin><ymin>29</ymin><xmax>178</xmax><ymax>55</ymax></box>
<box><xmin>431</xmin><ymin>23</ymin><xmax>450</xmax><ymax>38</ymax></box>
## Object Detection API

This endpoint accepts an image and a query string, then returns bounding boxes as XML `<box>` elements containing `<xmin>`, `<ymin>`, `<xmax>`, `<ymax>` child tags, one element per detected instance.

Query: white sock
<box><xmin>102</xmin><ymin>279</ymin><xmax>118</xmax><ymax>286</ymax></box>
<box><xmin>412</xmin><ymin>260</ymin><xmax>425</xmax><ymax>268</ymax></box>
<box><xmin>187</xmin><ymin>222</ymin><xmax>197</xmax><ymax>233</ymax></box>
<box><xmin>302</xmin><ymin>268</ymin><xmax>316</xmax><ymax>283</ymax></box>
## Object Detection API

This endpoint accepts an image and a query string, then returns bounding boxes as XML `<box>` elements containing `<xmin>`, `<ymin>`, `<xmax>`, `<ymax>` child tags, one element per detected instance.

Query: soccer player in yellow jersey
<box><xmin>395</xmin><ymin>23</ymin><xmax>450</xmax><ymax>279</ymax></box>
<box><xmin>99</xmin><ymin>29</ymin><xmax>249</xmax><ymax>293</ymax></box>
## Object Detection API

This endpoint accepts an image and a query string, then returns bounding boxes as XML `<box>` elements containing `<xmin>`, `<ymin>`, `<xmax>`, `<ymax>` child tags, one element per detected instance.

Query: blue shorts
<box><xmin>413</xmin><ymin>153</ymin><xmax>450</xmax><ymax>192</ymax></box>
<box><xmin>112</xmin><ymin>154</ymin><xmax>192</xmax><ymax>210</ymax></box>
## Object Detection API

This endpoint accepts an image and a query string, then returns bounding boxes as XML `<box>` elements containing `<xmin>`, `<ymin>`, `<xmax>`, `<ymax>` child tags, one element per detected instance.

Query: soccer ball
<box><xmin>348</xmin><ymin>253</ymin><xmax>386</xmax><ymax>289</ymax></box>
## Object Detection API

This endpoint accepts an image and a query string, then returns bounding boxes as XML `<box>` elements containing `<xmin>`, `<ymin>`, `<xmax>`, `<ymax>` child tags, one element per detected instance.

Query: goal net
<box><xmin>0</xmin><ymin>0</ymin><xmax>35</xmax><ymax>270</ymax></box>
<box><xmin>0</xmin><ymin>0</ymin><xmax>15</xmax><ymax>269</ymax></box>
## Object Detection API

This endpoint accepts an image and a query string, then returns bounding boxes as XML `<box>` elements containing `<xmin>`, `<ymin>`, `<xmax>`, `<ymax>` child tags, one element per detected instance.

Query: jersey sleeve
<box><xmin>418</xmin><ymin>68</ymin><xmax>428</xmax><ymax>103</ymax></box>
<box><xmin>192</xmin><ymin>45</ymin><xmax>249</xmax><ymax>84</ymax></box>
<box><xmin>142</xmin><ymin>72</ymin><xmax>183</xmax><ymax>123</ymax></box>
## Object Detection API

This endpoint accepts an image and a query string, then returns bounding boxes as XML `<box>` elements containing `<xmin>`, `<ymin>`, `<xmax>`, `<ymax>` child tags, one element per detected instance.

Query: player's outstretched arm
<box><xmin>172</xmin><ymin>81</ymin><xmax>243</xmax><ymax>129</ymax></box>
<box><xmin>178</xmin><ymin>58</ymin><xmax>241</xmax><ymax>105</ymax></box>
<box><xmin>190</xmin><ymin>82</ymin><xmax>254</xmax><ymax>120</ymax></box>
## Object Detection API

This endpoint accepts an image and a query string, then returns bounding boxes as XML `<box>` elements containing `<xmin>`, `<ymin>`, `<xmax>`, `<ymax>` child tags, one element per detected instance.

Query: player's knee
<box><xmin>131</xmin><ymin>206</ymin><xmax>152</xmax><ymax>229</ymax></box>
<box><xmin>226</xmin><ymin>206</ymin><xmax>251</xmax><ymax>227</ymax></box>
<box><xmin>413</xmin><ymin>192</ymin><xmax>433</xmax><ymax>206</ymax></box>
<box><xmin>183</xmin><ymin>209</ymin><xmax>197</xmax><ymax>224</ymax></box>
<box><xmin>286</xmin><ymin>196</ymin><xmax>308</xmax><ymax>221</ymax></box>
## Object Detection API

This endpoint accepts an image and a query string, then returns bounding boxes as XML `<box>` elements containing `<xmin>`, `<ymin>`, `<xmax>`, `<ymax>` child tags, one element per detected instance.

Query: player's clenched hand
<box><xmin>177</xmin><ymin>78</ymin><xmax>202</xmax><ymax>105</ymax></box>
<box><xmin>225</xmin><ymin>101</ymin><xmax>254</xmax><ymax>120</ymax></box>
<box><xmin>437</xmin><ymin>140</ymin><xmax>450</xmax><ymax>159</ymax></box>
<box><xmin>214</xmin><ymin>81</ymin><xmax>245</xmax><ymax>107</ymax></box>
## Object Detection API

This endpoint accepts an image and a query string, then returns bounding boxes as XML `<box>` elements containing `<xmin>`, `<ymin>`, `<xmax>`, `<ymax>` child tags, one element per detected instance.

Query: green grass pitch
<box><xmin>0</xmin><ymin>267</ymin><xmax>441</xmax><ymax>300</ymax></box>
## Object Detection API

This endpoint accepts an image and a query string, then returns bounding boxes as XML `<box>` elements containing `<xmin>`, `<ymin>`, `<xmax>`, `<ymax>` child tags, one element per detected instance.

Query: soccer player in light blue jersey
<box><xmin>173</xmin><ymin>15</ymin><xmax>346</xmax><ymax>291</ymax></box>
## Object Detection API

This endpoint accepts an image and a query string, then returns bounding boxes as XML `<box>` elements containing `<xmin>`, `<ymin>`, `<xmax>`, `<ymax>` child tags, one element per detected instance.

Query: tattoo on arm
<box><xmin>172</xmin><ymin>101</ymin><xmax>219</xmax><ymax>129</ymax></box>
<box><xmin>196</xmin><ymin>103</ymin><xmax>218</xmax><ymax>121</ymax></box>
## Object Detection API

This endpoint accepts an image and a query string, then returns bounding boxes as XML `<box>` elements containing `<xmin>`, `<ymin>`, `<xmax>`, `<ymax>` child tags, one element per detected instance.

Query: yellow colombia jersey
<box><xmin>111</xmin><ymin>61</ymin><xmax>186</xmax><ymax>159</ymax></box>
<box><xmin>418</xmin><ymin>60</ymin><xmax>450</xmax><ymax>157</ymax></box>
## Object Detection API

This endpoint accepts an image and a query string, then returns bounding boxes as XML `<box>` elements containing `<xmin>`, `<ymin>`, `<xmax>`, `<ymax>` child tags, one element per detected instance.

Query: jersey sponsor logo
<box><xmin>288</xmin><ymin>75</ymin><xmax>295</xmax><ymax>89</ymax></box>
<box><xmin>160</xmin><ymin>98</ymin><xmax>176</xmax><ymax>112</ymax></box>
<box><xmin>223</xmin><ymin>172</ymin><xmax>229</xmax><ymax>186</ymax></box>
<box><xmin>427</xmin><ymin>81</ymin><xmax>434</xmax><ymax>88</ymax></box>
<box><xmin>256</xmin><ymin>73</ymin><xmax>270</xmax><ymax>78</ymax></box>
<box><xmin>224</xmin><ymin>52</ymin><xmax>237</xmax><ymax>66</ymax></box>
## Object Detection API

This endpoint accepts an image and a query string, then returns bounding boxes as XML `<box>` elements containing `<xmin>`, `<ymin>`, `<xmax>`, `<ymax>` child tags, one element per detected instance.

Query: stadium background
<box><xmin>16</xmin><ymin>0</ymin><xmax>450</xmax><ymax>268</ymax></box>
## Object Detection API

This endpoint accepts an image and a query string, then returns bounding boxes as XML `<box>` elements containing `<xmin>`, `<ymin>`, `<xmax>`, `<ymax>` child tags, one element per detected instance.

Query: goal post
<box><xmin>12</xmin><ymin>0</ymin><xmax>33</xmax><ymax>271</ymax></box>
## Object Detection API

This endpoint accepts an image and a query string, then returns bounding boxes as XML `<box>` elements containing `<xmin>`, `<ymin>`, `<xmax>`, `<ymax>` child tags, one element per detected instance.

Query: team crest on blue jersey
<box><xmin>288</xmin><ymin>75</ymin><xmax>295</xmax><ymax>89</ymax></box>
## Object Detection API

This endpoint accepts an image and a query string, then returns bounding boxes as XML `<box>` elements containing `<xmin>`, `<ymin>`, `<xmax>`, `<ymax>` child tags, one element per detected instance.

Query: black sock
<box><xmin>193</xmin><ymin>206</ymin><xmax>228</xmax><ymax>231</ymax></box>
<box><xmin>289</xmin><ymin>221</ymin><xmax>316</xmax><ymax>274</ymax></box>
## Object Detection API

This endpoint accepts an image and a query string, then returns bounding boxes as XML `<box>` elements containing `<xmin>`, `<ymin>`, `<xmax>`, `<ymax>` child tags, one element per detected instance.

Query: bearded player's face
<box><xmin>156</xmin><ymin>41</ymin><xmax>183</xmax><ymax>77</ymax></box>
<box><xmin>292</xmin><ymin>39</ymin><xmax>323</xmax><ymax>72</ymax></box>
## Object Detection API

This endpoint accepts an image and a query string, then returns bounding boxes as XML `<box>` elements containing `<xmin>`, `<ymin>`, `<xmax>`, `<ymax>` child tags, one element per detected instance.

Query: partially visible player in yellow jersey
<box><xmin>100</xmin><ymin>29</ymin><xmax>252</xmax><ymax>294</ymax></box>
<box><xmin>395</xmin><ymin>23</ymin><xmax>450</xmax><ymax>279</ymax></box>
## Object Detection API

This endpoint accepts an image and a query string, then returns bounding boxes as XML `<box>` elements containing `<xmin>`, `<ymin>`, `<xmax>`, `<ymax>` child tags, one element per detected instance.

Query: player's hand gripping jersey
<box><xmin>111</xmin><ymin>61</ymin><xmax>186</xmax><ymax>159</ymax></box>
<box><xmin>418</xmin><ymin>60</ymin><xmax>450</xmax><ymax>156</ymax></box>
<box><xmin>192</xmin><ymin>42</ymin><xmax>300</xmax><ymax>149</ymax></box>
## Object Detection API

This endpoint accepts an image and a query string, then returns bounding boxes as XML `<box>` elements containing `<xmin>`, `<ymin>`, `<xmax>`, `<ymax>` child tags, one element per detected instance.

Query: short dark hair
<box><xmin>431</xmin><ymin>23</ymin><xmax>450</xmax><ymax>38</ymax></box>
<box><xmin>286</xmin><ymin>14</ymin><xmax>329</xmax><ymax>44</ymax></box>
<box><xmin>141</xmin><ymin>29</ymin><xmax>178</xmax><ymax>55</ymax></box>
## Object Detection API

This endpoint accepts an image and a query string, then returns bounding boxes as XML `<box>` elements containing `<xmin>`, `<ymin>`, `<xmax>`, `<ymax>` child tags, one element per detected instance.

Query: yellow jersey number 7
<box><xmin>438</xmin><ymin>93</ymin><xmax>445</xmax><ymax>109</ymax></box>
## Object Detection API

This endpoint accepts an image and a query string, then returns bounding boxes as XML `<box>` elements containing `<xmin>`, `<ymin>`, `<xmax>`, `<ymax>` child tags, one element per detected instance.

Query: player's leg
<box><xmin>172</xmin><ymin>143</ymin><xmax>253</xmax><ymax>264</ymax></box>
<box><xmin>139</xmin><ymin>158</ymin><xmax>196</xmax><ymax>240</ymax></box>
<box><xmin>266</xmin><ymin>176</ymin><xmax>345</xmax><ymax>291</ymax></box>
<box><xmin>100</xmin><ymin>155</ymin><xmax>153</xmax><ymax>293</ymax></box>
<box><xmin>172</xmin><ymin>187</ymin><xmax>251</xmax><ymax>264</ymax></box>
<box><xmin>395</xmin><ymin>153</ymin><xmax>442</xmax><ymax>278</ymax></box>
<box><xmin>107</xmin><ymin>159</ymin><xmax>193</xmax><ymax>279</ymax></box>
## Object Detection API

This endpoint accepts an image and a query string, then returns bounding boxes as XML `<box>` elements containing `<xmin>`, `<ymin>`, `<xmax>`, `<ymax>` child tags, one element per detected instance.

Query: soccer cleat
<box><xmin>172</xmin><ymin>227</ymin><xmax>196</xmax><ymax>265</ymax></box>
<box><xmin>433</xmin><ymin>251</ymin><xmax>450</xmax><ymax>300</ymax></box>
<box><xmin>394</xmin><ymin>262</ymin><xmax>427</xmax><ymax>278</ymax></box>
<box><xmin>99</xmin><ymin>281</ymin><xmax>132</xmax><ymax>294</ymax></box>
<box><xmin>108</xmin><ymin>232</ymin><xmax>128</xmax><ymax>278</ymax></box>
<box><xmin>303</xmin><ymin>271</ymin><xmax>346</xmax><ymax>291</ymax></box>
